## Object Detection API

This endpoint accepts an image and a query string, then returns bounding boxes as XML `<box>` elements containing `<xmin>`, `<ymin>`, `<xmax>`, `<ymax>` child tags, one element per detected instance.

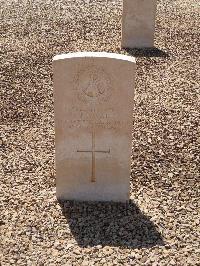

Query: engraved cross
<box><xmin>77</xmin><ymin>129</ymin><xmax>110</xmax><ymax>183</ymax></box>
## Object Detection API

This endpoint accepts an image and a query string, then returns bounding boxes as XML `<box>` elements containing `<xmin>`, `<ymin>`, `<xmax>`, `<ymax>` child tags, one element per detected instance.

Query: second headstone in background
<box><xmin>122</xmin><ymin>0</ymin><xmax>157</xmax><ymax>48</ymax></box>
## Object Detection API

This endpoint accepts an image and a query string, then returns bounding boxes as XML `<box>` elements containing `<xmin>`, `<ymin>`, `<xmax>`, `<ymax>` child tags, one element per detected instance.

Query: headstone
<box><xmin>53</xmin><ymin>52</ymin><xmax>136</xmax><ymax>202</ymax></box>
<box><xmin>122</xmin><ymin>0</ymin><xmax>157</xmax><ymax>48</ymax></box>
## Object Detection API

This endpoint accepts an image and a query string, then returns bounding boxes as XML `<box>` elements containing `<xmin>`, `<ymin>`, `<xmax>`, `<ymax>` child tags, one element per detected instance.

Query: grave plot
<box><xmin>1</xmin><ymin>0</ymin><xmax>199</xmax><ymax>265</ymax></box>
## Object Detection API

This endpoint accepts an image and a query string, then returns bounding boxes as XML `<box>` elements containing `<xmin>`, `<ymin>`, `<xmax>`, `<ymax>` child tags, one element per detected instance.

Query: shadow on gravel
<box><xmin>124</xmin><ymin>47</ymin><xmax>169</xmax><ymax>58</ymax></box>
<box><xmin>59</xmin><ymin>200</ymin><xmax>164</xmax><ymax>249</ymax></box>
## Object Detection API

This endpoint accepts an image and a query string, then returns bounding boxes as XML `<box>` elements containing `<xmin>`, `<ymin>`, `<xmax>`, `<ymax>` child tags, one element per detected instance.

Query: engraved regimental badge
<box><xmin>75</xmin><ymin>66</ymin><xmax>111</xmax><ymax>104</ymax></box>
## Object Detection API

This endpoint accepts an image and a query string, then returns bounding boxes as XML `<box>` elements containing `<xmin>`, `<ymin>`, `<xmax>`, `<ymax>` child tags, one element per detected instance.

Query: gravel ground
<box><xmin>1</xmin><ymin>0</ymin><xmax>200</xmax><ymax>265</ymax></box>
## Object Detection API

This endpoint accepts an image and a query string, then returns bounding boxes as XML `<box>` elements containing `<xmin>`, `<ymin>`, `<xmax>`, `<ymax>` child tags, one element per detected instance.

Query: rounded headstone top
<box><xmin>53</xmin><ymin>52</ymin><xmax>136</xmax><ymax>63</ymax></box>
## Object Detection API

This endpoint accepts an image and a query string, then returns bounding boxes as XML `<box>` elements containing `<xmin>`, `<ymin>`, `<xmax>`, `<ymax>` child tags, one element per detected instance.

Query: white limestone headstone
<box><xmin>53</xmin><ymin>52</ymin><xmax>136</xmax><ymax>202</ymax></box>
<box><xmin>122</xmin><ymin>0</ymin><xmax>157</xmax><ymax>48</ymax></box>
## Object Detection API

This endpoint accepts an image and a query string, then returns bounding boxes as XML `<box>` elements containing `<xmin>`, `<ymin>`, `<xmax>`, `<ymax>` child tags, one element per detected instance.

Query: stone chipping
<box><xmin>0</xmin><ymin>0</ymin><xmax>200</xmax><ymax>265</ymax></box>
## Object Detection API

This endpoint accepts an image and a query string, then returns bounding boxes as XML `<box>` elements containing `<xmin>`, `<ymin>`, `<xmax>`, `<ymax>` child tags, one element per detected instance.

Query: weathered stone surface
<box><xmin>53</xmin><ymin>52</ymin><xmax>136</xmax><ymax>202</ymax></box>
<box><xmin>122</xmin><ymin>0</ymin><xmax>157</xmax><ymax>48</ymax></box>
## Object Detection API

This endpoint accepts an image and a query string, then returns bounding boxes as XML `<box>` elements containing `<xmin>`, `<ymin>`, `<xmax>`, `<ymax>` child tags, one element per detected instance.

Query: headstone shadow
<box><xmin>123</xmin><ymin>47</ymin><xmax>169</xmax><ymax>58</ymax></box>
<box><xmin>59</xmin><ymin>200</ymin><xmax>164</xmax><ymax>249</ymax></box>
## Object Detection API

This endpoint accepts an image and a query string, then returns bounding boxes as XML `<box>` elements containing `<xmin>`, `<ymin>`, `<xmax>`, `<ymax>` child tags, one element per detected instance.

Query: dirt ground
<box><xmin>1</xmin><ymin>0</ymin><xmax>200</xmax><ymax>265</ymax></box>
